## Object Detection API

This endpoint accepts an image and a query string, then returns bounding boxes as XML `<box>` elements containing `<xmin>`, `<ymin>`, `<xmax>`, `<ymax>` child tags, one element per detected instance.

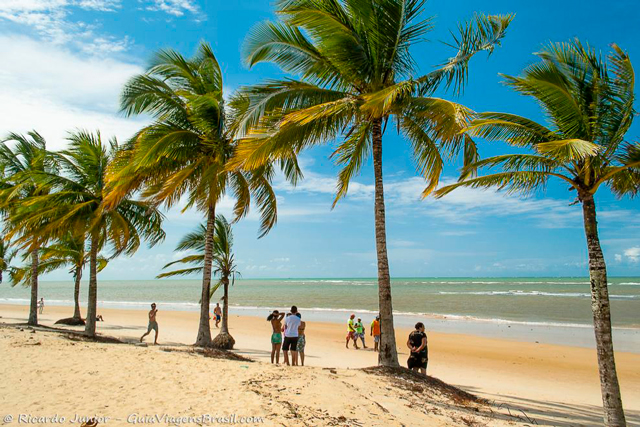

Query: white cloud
<box><xmin>623</xmin><ymin>247</ymin><xmax>640</xmax><ymax>263</ymax></box>
<box><xmin>0</xmin><ymin>35</ymin><xmax>146</xmax><ymax>150</ymax></box>
<box><xmin>0</xmin><ymin>0</ymin><xmax>126</xmax><ymax>51</ymax></box>
<box><xmin>146</xmin><ymin>0</ymin><xmax>199</xmax><ymax>17</ymax></box>
<box><xmin>615</xmin><ymin>254</ymin><xmax>623</xmax><ymax>262</ymax></box>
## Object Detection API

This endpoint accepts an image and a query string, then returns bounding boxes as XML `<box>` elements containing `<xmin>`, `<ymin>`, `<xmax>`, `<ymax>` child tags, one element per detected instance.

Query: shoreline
<box><xmin>3</xmin><ymin>298</ymin><xmax>639</xmax><ymax>353</ymax></box>
<box><xmin>1</xmin><ymin>303</ymin><xmax>639</xmax><ymax>426</ymax></box>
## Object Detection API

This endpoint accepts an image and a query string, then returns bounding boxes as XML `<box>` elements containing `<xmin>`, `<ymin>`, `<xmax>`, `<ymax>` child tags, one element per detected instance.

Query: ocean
<box><xmin>1</xmin><ymin>277</ymin><xmax>639</xmax><ymax>328</ymax></box>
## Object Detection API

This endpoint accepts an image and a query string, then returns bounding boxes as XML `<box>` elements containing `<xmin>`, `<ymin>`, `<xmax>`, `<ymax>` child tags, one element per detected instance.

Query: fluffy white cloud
<box><xmin>146</xmin><ymin>0</ymin><xmax>199</xmax><ymax>17</ymax></box>
<box><xmin>623</xmin><ymin>247</ymin><xmax>640</xmax><ymax>263</ymax></box>
<box><xmin>0</xmin><ymin>35</ymin><xmax>146</xmax><ymax>149</ymax></box>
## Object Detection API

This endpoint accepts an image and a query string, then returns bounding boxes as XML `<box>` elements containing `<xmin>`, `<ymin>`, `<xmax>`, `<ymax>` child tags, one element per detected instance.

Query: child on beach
<box><xmin>346</xmin><ymin>314</ymin><xmax>359</xmax><ymax>349</ymax></box>
<box><xmin>407</xmin><ymin>322</ymin><xmax>428</xmax><ymax>375</ymax></box>
<box><xmin>38</xmin><ymin>298</ymin><xmax>44</xmax><ymax>314</ymax></box>
<box><xmin>370</xmin><ymin>316</ymin><xmax>380</xmax><ymax>352</ymax></box>
<box><xmin>140</xmin><ymin>303</ymin><xmax>159</xmax><ymax>345</ymax></box>
<box><xmin>297</xmin><ymin>315</ymin><xmax>306</xmax><ymax>366</ymax></box>
<box><xmin>355</xmin><ymin>317</ymin><xmax>367</xmax><ymax>348</ymax></box>
<box><xmin>267</xmin><ymin>310</ymin><xmax>285</xmax><ymax>364</ymax></box>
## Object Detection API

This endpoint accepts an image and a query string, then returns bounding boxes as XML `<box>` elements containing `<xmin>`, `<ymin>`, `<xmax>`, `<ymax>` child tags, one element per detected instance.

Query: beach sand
<box><xmin>1</xmin><ymin>304</ymin><xmax>639</xmax><ymax>426</ymax></box>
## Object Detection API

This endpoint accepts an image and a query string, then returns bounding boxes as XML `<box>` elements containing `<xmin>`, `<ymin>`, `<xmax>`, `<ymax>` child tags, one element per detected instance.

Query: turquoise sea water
<box><xmin>1</xmin><ymin>277</ymin><xmax>639</xmax><ymax>328</ymax></box>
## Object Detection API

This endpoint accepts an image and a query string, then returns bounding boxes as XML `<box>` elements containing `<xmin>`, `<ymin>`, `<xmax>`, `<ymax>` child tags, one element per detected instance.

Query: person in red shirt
<box><xmin>370</xmin><ymin>315</ymin><xmax>381</xmax><ymax>352</ymax></box>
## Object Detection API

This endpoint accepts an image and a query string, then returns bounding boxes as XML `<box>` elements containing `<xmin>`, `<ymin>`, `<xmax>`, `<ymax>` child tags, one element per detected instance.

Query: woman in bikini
<box><xmin>267</xmin><ymin>310</ymin><xmax>285</xmax><ymax>364</ymax></box>
<box><xmin>296</xmin><ymin>315</ymin><xmax>306</xmax><ymax>366</ymax></box>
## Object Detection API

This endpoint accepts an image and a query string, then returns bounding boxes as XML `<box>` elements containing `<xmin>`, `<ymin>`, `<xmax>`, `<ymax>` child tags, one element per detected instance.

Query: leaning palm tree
<box><xmin>8</xmin><ymin>131</ymin><xmax>165</xmax><ymax>337</ymax></box>
<box><xmin>435</xmin><ymin>41</ymin><xmax>637</xmax><ymax>426</ymax></box>
<box><xmin>0</xmin><ymin>131</ymin><xmax>57</xmax><ymax>325</ymax></box>
<box><xmin>230</xmin><ymin>0</ymin><xmax>512</xmax><ymax>366</ymax></box>
<box><xmin>41</xmin><ymin>233</ymin><xmax>108</xmax><ymax>325</ymax></box>
<box><xmin>157</xmin><ymin>216</ymin><xmax>239</xmax><ymax>349</ymax></box>
<box><xmin>108</xmin><ymin>42</ymin><xmax>291</xmax><ymax>347</ymax></box>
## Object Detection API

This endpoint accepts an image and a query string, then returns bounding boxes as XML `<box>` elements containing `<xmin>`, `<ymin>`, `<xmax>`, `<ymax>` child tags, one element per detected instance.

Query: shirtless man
<box><xmin>213</xmin><ymin>303</ymin><xmax>222</xmax><ymax>328</ymax></box>
<box><xmin>267</xmin><ymin>310</ymin><xmax>285</xmax><ymax>364</ymax></box>
<box><xmin>140</xmin><ymin>303</ymin><xmax>158</xmax><ymax>345</ymax></box>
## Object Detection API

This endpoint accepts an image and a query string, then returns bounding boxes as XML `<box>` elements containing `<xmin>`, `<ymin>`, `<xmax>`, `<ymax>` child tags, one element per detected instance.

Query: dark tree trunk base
<box><xmin>211</xmin><ymin>332</ymin><xmax>235</xmax><ymax>350</ymax></box>
<box><xmin>55</xmin><ymin>317</ymin><xmax>86</xmax><ymax>326</ymax></box>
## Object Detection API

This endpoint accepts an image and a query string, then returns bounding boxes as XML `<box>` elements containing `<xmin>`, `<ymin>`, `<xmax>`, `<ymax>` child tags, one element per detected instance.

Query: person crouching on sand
<box><xmin>370</xmin><ymin>315</ymin><xmax>381</xmax><ymax>352</ymax></box>
<box><xmin>407</xmin><ymin>322</ymin><xmax>428</xmax><ymax>375</ymax></box>
<box><xmin>267</xmin><ymin>310</ymin><xmax>285</xmax><ymax>364</ymax></box>
<box><xmin>140</xmin><ymin>303</ymin><xmax>158</xmax><ymax>345</ymax></box>
<box><xmin>282</xmin><ymin>306</ymin><xmax>301</xmax><ymax>366</ymax></box>
<box><xmin>346</xmin><ymin>314</ymin><xmax>359</xmax><ymax>349</ymax></box>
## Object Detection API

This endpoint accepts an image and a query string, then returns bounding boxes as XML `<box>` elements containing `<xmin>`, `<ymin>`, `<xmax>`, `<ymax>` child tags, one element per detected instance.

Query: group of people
<box><xmin>346</xmin><ymin>313</ymin><xmax>381</xmax><ymax>351</ymax></box>
<box><xmin>138</xmin><ymin>302</ymin><xmax>428</xmax><ymax>375</ymax></box>
<box><xmin>346</xmin><ymin>313</ymin><xmax>428</xmax><ymax>375</ymax></box>
<box><xmin>267</xmin><ymin>305</ymin><xmax>306</xmax><ymax>366</ymax></box>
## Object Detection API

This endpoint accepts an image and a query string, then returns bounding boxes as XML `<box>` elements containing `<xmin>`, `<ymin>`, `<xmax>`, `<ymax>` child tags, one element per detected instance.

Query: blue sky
<box><xmin>0</xmin><ymin>0</ymin><xmax>639</xmax><ymax>279</ymax></box>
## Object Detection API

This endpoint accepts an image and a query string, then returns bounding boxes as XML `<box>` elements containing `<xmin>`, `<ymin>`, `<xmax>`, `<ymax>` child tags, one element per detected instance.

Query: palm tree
<box><xmin>157</xmin><ymin>216</ymin><xmax>239</xmax><ymax>349</ymax></box>
<box><xmin>41</xmin><ymin>233</ymin><xmax>108</xmax><ymax>324</ymax></box>
<box><xmin>435</xmin><ymin>41</ymin><xmax>637</xmax><ymax>426</ymax></box>
<box><xmin>0</xmin><ymin>131</ymin><xmax>57</xmax><ymax>325</ymax></box>
<box><xmin>109</xmin><ymin>42</ymin><xmax>288</xmax><ymax>347</ymax></box>
<box><xmin>230</xmin><ymin>0</ymin><xmax>512</xmax><ymax>366</ymax></box>
<box><xmin>7</xmin><ymin>131</ymin><xmax>165</xmax><ymax>337</ymax></box>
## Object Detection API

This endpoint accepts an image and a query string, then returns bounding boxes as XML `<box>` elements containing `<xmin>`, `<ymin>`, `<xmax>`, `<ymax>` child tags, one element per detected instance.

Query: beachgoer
<box><xmin>267</xmin><ymin>310</ymin><xmax>285</xmax><ymax>364</ymax></box>
<box><xmin>346</xmin><ymin>314</ymin><xmax>358</xmax><ymax>349</ymax></box>
<box><xmin>96</xmin><ymin>315</ymin><xmax>104</xmax><ymax>322</ymax></box>
<box><xmin>282</xmin><ymin>305</ymin><xmax>301</xmax><ymax>366</ymax></box>
<box><xmin>355</xmin><ymin>317</ymin><xmax>367</xmax><ymax>348</ymax></box>
<box><xmin>38</xmin><ymin>298</ymin><xmax>44</xmax><ymax>314</ymax></box>
<box><xmin>140</xmin><ymin>303</ymin><xmax>159</xmax><ymax>345</ymax></box>
<box><xmin>213</xmin><ymin>303</ymin><xmax>222</xmax><ymax>328</ymax></box>
<box><xmin>407</xmin><ymin>322</ymin><xmax>428</xmax><ymax>375</ymax></box>
<box><xmin>370</xmin><ymin>316</ymin><xmax>381</xmax><ymax>352</ymax></box>
<box><xmin>297</xmin><ymin>315</ymin><xmax>306</xmax><ymax>366</ymax></box>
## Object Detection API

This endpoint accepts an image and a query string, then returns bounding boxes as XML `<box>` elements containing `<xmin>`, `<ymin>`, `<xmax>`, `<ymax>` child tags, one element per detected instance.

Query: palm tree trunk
<box><xmin>221</xmin><ymin>277</ymin><xmax>229</xmax><ymax>334</ymax></box>
<box><xmin>28</xmin><ymin>247</ymin><xmax>39</xmax><ymax>326</ymax></box>
<box><xmin>371</xmin><ymin>119</ymin><xmax>399</xmax><ymax>367</ymax></box>
<box><xmin>84</xmin><ymin>234</ymin><xmax>98</xmax><ymax>337</ymax></box>
<box><xmin>195</xmin><ymin>204</ymin><xmax>215</xmax><ymax>347</ymax></box>
<box><xmin>581</xmin><ymin>194</ymin><xmax>626</xmax><ymax>426</ymax></box>
<box><xmin>73</xmin><ymin>266</ymin><xmax>82</xmax><ymax>321</ymax></box>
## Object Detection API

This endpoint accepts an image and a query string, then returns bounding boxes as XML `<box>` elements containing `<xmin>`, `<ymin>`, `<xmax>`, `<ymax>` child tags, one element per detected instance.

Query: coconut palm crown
<box><xmin>435</xmin><ymin>40</ymin><xmax>638</xmax><ymax>426</ymax></box>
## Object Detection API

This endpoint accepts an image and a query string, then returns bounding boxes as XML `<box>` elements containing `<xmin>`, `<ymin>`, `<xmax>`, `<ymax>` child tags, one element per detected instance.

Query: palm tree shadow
<box><xmin>462</xmin><ymin>388</ymin><xmax>640</xmax><ymax>426</ymax></box>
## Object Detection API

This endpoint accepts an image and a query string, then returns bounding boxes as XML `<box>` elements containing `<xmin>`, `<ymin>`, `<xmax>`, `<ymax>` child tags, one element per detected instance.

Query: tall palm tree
<box><xmin>41</xmin><ymin>233</ymin><xmax>108</xmax><ymax>324</ymax></box>
<box><xmin>109</xmin><ymin>42</ymin><xmax>290</xmax><ymax>347</ymax></box>
<box><xmin>157</xmin><ymin>216</ymin><xmax>239</xmax><ymax>349</ymax></box>
<box><xmin>8</xmin><ymin>131</ymin><xmax>165</xmax><ymax>337</ymax></box>
<box><xmin>0</xmin><ymin>131</ymin><xmax>57</xmax><ymax>325</ymax></box>
<box><xmin>230</xmin><ymin>0</ymin><xmax>512</xmax><ymax>366</ymax></box>
<box><xmin>435</xmin><ymin>41</ymin><xmax>637</xmax><ymax>426</ymax></box>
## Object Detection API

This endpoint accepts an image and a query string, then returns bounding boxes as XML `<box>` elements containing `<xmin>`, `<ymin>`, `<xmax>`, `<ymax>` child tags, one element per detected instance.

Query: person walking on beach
<box><xmin>355</xmin><ymin>317</ymin><xmax>367</xmax><ymax>348</ymax></box>
<box><xmin>38</xmin><ymin>298</ymin><xmax>44</xmax><ymax>314</ymax></box>
<box><xmin>297</xmin><ymin>315</ymin><xmax>306</xmax><ymax>366</ymax></box>
<box><xmin>282</xmin><ymin>306</ymin><xmax>301</xmax><ymax>366</ymax></box>
<box><xmin>346</xmin><ymin>314</ymin><xmax>359</xmax><ymax>349</ymax></box>
<box><xmin>267</xmin><ymin>310</ymin><xmax>285</xmax><ymax>364</ymax></box>
<box><xmin>140</xmin><ymin>303</ymin><xmax>159</xmax><ymax>345</ymax></box>
<box><xmin>407</xmin><ymin>322</ymin><xmax>428</xmax><ymax>375</ymax></box>
<box><xmin>370</xmin><ymin>316</ymin><xmax>381</xmax><ymax>352</ymax></box>
<box><xmin>213</xmin><ymin>303</ymin><xmax>222</xmax><ymax>328</ymax></box>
